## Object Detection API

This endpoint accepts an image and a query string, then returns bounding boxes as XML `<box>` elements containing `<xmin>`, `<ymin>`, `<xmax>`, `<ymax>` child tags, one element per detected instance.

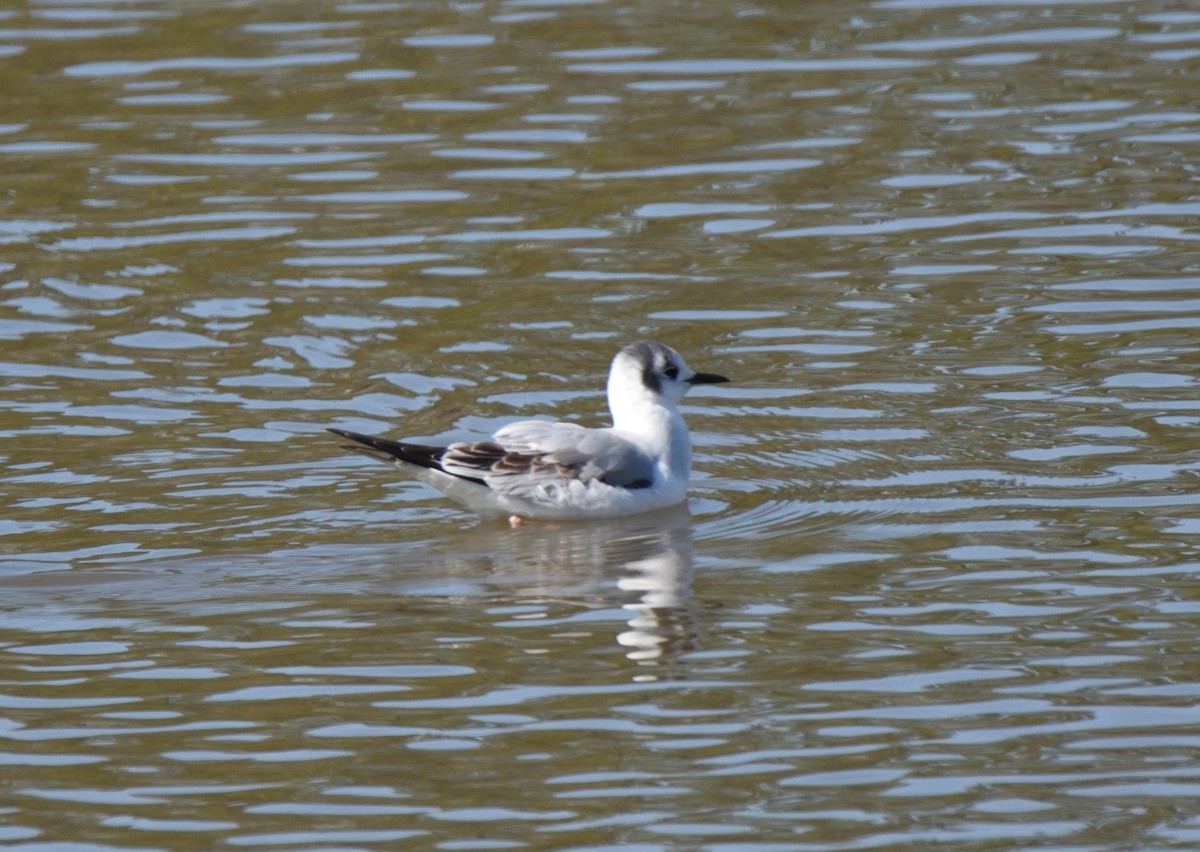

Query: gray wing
<box><xmin>440</xmin><ymin>420</ymin><xmax>656</xmax><ymax>494</ymax></box>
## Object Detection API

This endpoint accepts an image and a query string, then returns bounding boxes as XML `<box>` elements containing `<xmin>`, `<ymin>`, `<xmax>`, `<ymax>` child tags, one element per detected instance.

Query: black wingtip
<box><xmin>327</xmin><ymin>427</ymin><xmax>368</xmax><ymax>444</ymax></box>
<box><xmin>327</xmin><ymin>426</ymin><xmax>382</xmax><ymax>453</ymax></box>
<box><xmin>326</xmin><ymin>427</ymin><xmax>451</xmax><ymax>473</ymax></box>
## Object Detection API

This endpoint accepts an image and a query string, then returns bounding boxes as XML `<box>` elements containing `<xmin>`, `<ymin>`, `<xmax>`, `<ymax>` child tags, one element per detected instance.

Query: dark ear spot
<box><xmin>640</xmin><ymin>361</ymin><xmax>661</xmax><ymax>393</ymax></box>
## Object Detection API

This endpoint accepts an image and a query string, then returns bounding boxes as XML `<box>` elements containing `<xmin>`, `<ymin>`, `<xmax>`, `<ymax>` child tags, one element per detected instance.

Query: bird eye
<box><xmin>664</xmin><ymin>364</ymin><xmax>679</xmax><ymax>380</ymax></box>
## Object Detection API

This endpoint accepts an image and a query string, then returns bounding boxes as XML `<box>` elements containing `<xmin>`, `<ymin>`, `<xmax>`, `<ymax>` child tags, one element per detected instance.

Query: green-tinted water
<box><xmin>3</xmin><ymin>0</ymin><xmax>1199</xmax><ymax>848</ymax></box>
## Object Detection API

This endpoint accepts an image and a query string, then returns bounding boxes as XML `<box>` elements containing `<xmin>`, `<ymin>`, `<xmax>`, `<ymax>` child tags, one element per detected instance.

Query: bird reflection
<box><xmin>445</xmin><ymin>504</ymin><xmax>698</xmax><ymax>677</ymax></box>
<box><xmin>613</xmin><ymin>513</ymin><xmax>696</xmax><ymax>676</ymax></box>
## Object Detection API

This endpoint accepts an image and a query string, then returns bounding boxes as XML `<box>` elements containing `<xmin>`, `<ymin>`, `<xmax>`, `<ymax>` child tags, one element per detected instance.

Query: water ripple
<box><xmin>584</xmin><ymin>157</ymin><xmax>819</xmax><ymax>179</ymax></box>
<box><xmin>567</xmin><ymin>58</ymin><xmax>930</xmax><ymax>73</ymax></box>
<box><xmin>65</xmin><ymin>52</ymin><xmax>359</xmax><ymax>76</ymax></box>
<box><xmin>2</xmin><ymin>1</ymin><xmax>1199</xmax><ymax>849</ymax></box>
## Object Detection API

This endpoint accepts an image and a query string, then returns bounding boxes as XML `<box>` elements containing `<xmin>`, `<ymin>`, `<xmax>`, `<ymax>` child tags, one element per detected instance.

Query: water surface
<box><xmin>2</xmin><ymin>0</ymin><xmax>1199</xmax><ymax>848</ymax></box>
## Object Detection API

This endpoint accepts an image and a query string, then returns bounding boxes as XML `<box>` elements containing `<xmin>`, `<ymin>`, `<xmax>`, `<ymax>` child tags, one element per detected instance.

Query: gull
<box><xmin>328</xmin><ymin>340</ymin><xmax>729</xmax><ymax>521</ymax></box>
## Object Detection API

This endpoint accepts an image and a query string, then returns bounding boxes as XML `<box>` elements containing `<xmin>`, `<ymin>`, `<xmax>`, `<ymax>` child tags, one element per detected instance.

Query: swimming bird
<box><xmin>328</xmin><ymin>340</ymin><xmax>729</xmax><ymax>521</ymax></box>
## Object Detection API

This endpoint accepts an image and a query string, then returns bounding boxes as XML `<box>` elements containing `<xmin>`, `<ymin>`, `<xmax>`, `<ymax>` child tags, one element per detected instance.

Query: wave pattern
<box><xmin>1</xmin><ymin>0</ymin><xmax>1199</xmax><ymax>848</ymax></box>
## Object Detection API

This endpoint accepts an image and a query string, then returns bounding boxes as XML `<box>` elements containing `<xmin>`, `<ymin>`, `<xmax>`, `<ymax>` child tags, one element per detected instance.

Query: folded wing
<box><xmin>442</xmin><ymin>420</ymin><xmax>655</xmax><ymax>493</ymax></box>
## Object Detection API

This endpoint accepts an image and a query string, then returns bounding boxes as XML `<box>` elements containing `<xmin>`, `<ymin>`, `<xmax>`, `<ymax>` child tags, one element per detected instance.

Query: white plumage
<box><xmin>328</xmin><ymin>340</ymin><xmax>729</xmax><ymax>520</ymax></box>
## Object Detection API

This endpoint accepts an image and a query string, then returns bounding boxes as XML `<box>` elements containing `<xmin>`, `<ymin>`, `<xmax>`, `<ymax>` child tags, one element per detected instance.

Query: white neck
<box><xmin>608</xmin><ymin>386</ymin><xmax>692</xmax><ymax>475</ymax></box>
